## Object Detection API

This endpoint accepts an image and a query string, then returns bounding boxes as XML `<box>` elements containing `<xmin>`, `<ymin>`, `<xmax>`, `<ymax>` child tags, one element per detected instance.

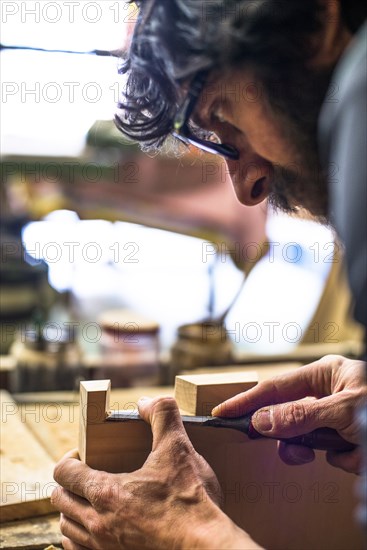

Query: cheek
<box><xmin>235</xmin><ymin>104</ymin><xmax>295</xmax><ymax>165</ymax></box>
<box><xmin>254</xmin><ymin>133</ymin><xmax>296</xmax><ymax>165</ymax></box>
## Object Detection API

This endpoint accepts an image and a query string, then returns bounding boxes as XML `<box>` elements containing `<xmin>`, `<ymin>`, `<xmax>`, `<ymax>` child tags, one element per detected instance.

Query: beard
<box><xmin>269</xmin><ymin>158</ymin><xmax>329</xmax><ymax>223</ymax></box>
<box><xmin>262</xmin><ymin>65</ymin><xmax>334</xmax><ymax>222</ymax></box>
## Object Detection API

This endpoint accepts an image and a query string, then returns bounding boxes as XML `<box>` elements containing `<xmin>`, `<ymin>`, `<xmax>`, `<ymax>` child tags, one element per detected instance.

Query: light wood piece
<box><xmin>0</xmin><ymin>391</ymin><xmax>55</xmax><ymax>522</ymax></box>
<box><xmin>79</xmin><ymin>380</ymin><xmax>152</xmax><ymax>473</ymax></box>
<box><xmin>174</xmin><ymin>371</ymin><xmax>258</xmax><ymax>415</ymax></box>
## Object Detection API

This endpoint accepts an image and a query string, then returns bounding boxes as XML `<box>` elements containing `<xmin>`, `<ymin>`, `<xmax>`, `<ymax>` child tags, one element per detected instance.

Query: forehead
<box><xmin>202</xmin><ymin>67</ymin><xmax>262</xmax><ymax>102</ymax></box>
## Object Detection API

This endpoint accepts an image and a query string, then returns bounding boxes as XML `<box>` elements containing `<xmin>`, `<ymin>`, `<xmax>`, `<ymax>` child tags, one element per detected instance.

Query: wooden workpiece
<box><xmin>79</xmin><ymin>376</ymin><xmax>364</xmax><ymax>550</ymax></box>
<box><xmin>79</xmin><ymin>380</ymin><xmax>153</xmax><ymax>473</ymax></box>
<box><xmin>0</xmin><ymin>391</ymin><xmax>55</xmax><ymax>523</ymax></box>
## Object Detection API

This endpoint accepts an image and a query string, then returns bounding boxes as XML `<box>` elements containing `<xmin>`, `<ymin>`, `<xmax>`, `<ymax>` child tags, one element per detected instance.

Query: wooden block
<box><xmin>0</xmin><ymin>391</ymin><xmax>55</xmax><ymax>523</ymax></box>
<box><xmin>174</xmin><ymin>371</ymin><xmax>258</xmax><ymax>415</ymax></box>
<box><xmin>79</xmin><ymin>380</ymin><xmax>152</xmax><ymax>473</ymax></box>
<box><xmin>79</xmin><ymin>380</ymin><xmax>364</xmax><ymax>550</ymax></box>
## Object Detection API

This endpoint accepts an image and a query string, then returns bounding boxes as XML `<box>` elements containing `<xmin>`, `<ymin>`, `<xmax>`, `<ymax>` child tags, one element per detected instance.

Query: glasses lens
<box><xmin>173</xmin><ymin>130</ymin><xmax>239</xmax><ymax>160</ymax></box>
<box><xmin>207</xmin><ymin>132</ymin><xmax>221</xmax><ymax>145</ymax></box>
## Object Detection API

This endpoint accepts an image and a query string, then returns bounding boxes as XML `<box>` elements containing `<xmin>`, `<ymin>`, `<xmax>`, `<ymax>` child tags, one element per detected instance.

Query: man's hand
<box><xmin>51</xmin><ymin>396</ymin><xmax>261</xmax><ymax>550</ymax></box>
<box><xmin>213</xmin><ymin>355</ymin><xmax>366</xmax><ymax>474</ymax></box>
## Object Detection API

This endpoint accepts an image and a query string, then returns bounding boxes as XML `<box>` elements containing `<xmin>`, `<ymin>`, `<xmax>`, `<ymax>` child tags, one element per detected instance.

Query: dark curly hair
<box><xmin>115</xmin><ymin>0</ymin><xmax>366</xmax><ymax>150</ymax></box>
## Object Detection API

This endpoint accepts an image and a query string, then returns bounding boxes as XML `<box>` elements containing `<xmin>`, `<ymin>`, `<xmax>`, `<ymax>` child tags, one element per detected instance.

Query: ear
<box><xmin>308</xmin><ymin>0</ymin><xmax>352</xmax><ymax>68</ymax></box>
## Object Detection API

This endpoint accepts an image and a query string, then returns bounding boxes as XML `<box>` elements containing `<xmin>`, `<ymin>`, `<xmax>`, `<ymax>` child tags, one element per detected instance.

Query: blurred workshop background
<box><xmin>0</xmin><ymin>1</ymin><xmax>364</xmax><ymax>392</ymax></box>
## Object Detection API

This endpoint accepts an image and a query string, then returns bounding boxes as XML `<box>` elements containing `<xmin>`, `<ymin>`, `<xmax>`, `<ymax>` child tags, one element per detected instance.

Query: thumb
<box><xmin>252</xmin><ymin>396</ymin><xmax>339</xmax><ymax>438</ymax></box>
<box><xmin>138</xmin><ymin>396</ymin><xmax>192</xmax><ymax>452</ymax></box>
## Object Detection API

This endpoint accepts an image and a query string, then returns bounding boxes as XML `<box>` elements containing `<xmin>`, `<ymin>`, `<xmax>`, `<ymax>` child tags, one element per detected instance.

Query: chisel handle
<box><xmin>248</xmin><ymin>423</ymin><xmax>356</xmax><ymax>452</ymax></box>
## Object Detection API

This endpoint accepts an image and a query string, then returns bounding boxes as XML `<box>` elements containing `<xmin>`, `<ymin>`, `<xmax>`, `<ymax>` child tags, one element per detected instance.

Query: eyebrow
<box><xmin>191</xmin><ymin>92</ymin><xmax>218</xmax><ymax>130</ymax></box>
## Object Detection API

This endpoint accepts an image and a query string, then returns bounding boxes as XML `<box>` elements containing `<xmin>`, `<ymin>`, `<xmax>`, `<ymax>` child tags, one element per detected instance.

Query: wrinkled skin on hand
<box><xmin>213</xmin><ymin>355</ymin><xmax>367</xmax><ymax>474</ymax></box>
<box><xmin>51</xmin><ymin>396</ymin><xmax>260</xmax><ymax>550</ymax></box>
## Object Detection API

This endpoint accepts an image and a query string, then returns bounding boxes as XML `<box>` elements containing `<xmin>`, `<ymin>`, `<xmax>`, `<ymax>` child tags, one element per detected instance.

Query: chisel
<box><xmin>107</xmin><ymin>410</ymin><xmax>356</xmax><ymax>452</ymax></box>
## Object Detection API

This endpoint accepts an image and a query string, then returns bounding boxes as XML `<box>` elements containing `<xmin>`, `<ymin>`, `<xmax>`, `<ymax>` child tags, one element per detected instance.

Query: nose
<box><xmin>226</xmin><ymin>155</ymin><xmax>271</xmax><ymax>206</ymax></box>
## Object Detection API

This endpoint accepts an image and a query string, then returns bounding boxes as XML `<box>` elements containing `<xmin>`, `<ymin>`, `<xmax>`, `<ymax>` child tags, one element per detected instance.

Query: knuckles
<box><xmin>87</xmin><ymin>517</ymin><xmax>109</xmax><ymax>539</ymax></box>
<box><xmin>85</xmin><ymin>474</ymin><xmax>113</xmax><ymax>508</ymax></box>
<box><xmin>50</xmin><ymin>485</ymin><xmax>65</xmax><ymax>508</ymax></box>
<box><xmin>277</xmin><ymin>401</ymin><xmax>308</xmax><ymax>431</ymax></box>
<box><xmin>149</xmin><ymin>396</ymin><xmax>179</xmax><ymax>416</ymax></box>
<box><xmin>320</xmin><ymin>354</ymin><xmax>345</xmax><ymax>366</ymax></box>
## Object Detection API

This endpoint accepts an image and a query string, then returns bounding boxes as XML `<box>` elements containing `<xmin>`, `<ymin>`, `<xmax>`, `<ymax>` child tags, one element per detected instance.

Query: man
<box><xmin>51</xmin><ymin>1</ymin><xmax>366</xmax><ymax>548</ymax></box>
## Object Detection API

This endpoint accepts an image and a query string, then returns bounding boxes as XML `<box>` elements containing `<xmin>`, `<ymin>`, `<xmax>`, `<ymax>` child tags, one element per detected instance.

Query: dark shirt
<box><xmin>319</xmin><ymin>21</ymin><xmax>367</xmax><ymax>529</ymax></box>
<box><xmin>319</xmin><ymin>22</ymin><xmax>367</xmax><ymax>333</ymax></box>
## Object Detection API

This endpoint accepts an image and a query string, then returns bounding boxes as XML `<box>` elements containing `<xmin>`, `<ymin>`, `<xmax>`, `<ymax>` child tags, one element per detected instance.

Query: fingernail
<box><xmin>253</xmin><ymin>408</ymin><xmax>272</xmax><ymax>432</ymax></box>
<box><xmin>211</xmin><ymin>406</ymin><xmax>220</xmax><ymax>416</ymax></box>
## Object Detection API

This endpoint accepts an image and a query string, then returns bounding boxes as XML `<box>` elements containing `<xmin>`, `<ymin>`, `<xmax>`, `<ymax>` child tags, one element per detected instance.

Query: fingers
<box><xmin>53</xmin><ymin>452</ymin><xmax>106</xmax><ymax>504</ymax></box>
<box><xmin>250</xmin><ymin>395</ymin><xmax>347</xmax><ymax>438</ymax></box>
<box><xmin>277</xmin><ymin>441</ymin><xmax>315</xmax><ymax>466</ymax></box>
<box><xmin>212</xmin><ymin>361</ymin><xmax>330</xmax><ymax>417</ymax></box>
<box><xmin>60</xmin><ymin>514</ymin><xmax>92</xmax><ymax>548</ymax></box>
<box><xmin>138</xmin><ymin>396</ymin><xmax>194</xmax><ymax>453</ymax></box>
<box><xmin>326</xmin><ymin>448</ymin><xmax>362</xmax><ymax>474</ymax></box>
<box><xmin>51</xmin><ymin>487</ymin><xmax>93</xmax><ymax>527</ymax></box>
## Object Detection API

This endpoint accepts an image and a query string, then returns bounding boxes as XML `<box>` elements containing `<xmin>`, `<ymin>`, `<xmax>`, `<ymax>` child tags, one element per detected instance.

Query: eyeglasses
<box><xmin>172</xmin><ymin>71</ymin><xmax>239</xmax><ymax>160</ymax></box>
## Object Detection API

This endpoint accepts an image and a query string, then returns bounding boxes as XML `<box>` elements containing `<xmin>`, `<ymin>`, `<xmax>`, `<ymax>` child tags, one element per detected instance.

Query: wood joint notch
<box><xmin>79</xmin><ymin>380</ymin><xmax>152</xmax><ymax>473</ymax></box>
